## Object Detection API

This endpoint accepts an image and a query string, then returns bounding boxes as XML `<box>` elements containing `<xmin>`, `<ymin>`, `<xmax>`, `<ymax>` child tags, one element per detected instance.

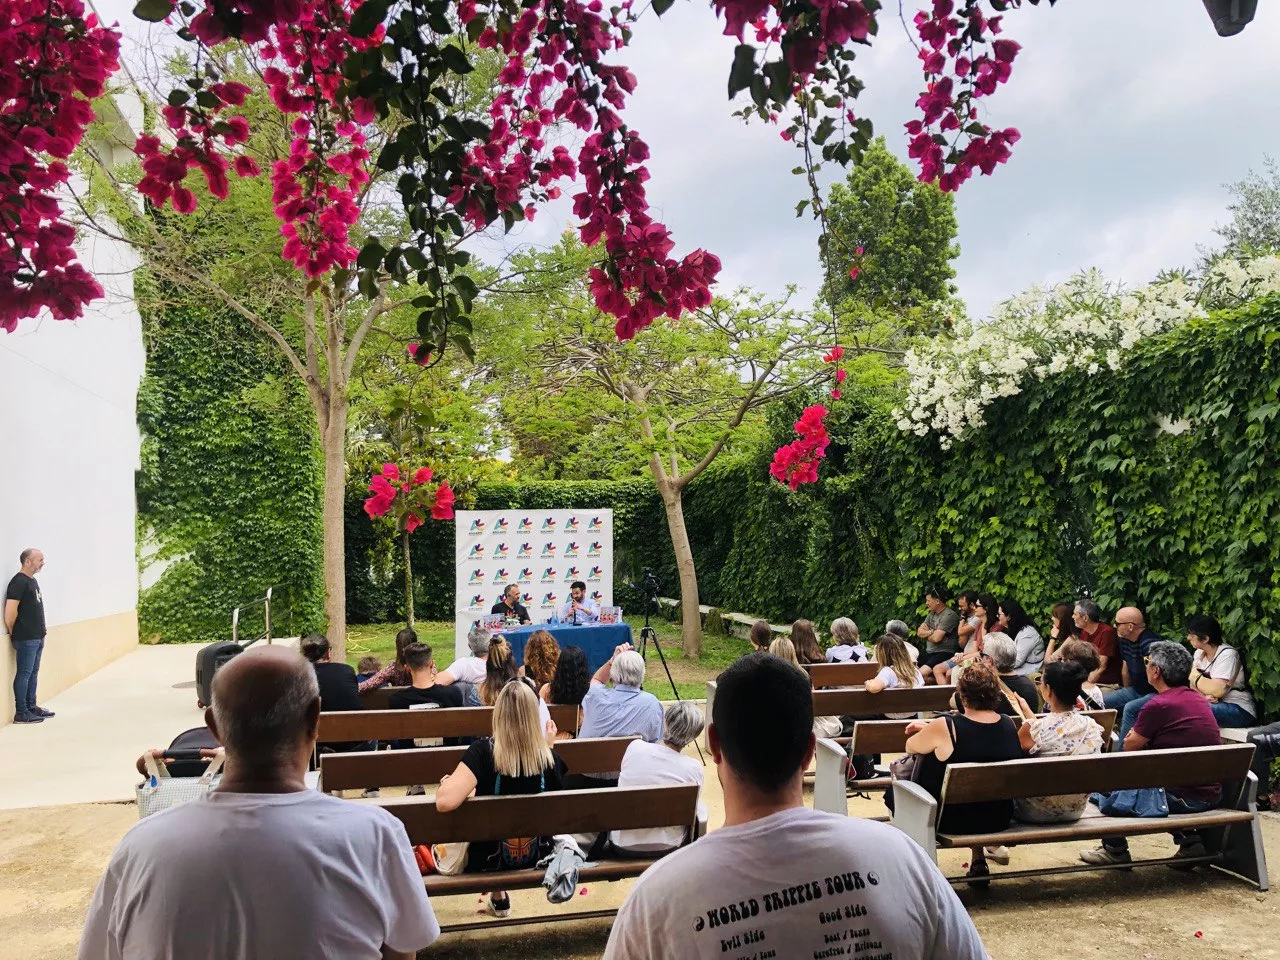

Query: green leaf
<box><xmin>652</xmin><ymin>0</ymin><xmax>676</xmax><ymax>14</ymax></box>
<box><xmin>728</xmin><ymin>44</ymin><xmax>757</xmax><ymax>99</ymax></box>
<box><xmin>167</xmin><ymin>89</ymin><xmax>190</xmax><ymax>107</ymax></box>
<box><xmin>356</xmin><ymin>242</ymin><xmax>386</xmax><ymax>270</ymax></box>
<box><xmin>440</xmin><ymin>45</ymin><xmax>473</xmax><ymax>75</ymax></box>
<box><xmin>348</xmin><ymin>0</ymin><xmax>391</xmax><ymax>38</ymax></box>
<box><xmin>132</xmin><ymin>0</ymin><xmax>173</xmax><ymax>22</ymax></box>
<box><xmin>451</xmin><ymin>334</ymin><xmax>476</xmax><ymax>362</ymax></box>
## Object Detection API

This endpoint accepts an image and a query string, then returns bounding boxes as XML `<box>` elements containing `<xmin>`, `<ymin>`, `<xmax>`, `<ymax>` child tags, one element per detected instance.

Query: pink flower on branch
<box><xmin>770</xmin><ymin>404</ymin><xmax>831</xmax><ymax>490</ymax></box>
<box><xmin>363</xmin><ymin>463</ymin><xmax>454</xmax><ymax>529</ymax></box>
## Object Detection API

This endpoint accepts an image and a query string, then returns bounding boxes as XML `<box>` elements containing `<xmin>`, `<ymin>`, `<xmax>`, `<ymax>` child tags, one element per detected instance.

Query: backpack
<box><xmin>494</xmin><ymin>770</ymin><xmax>547</xmax><ymax>869</ymax></box>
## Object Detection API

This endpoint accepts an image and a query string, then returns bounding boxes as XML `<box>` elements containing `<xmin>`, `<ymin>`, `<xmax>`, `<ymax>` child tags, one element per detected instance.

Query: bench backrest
<box><xmin>805</xmin><ymin>662</ymin><xmax>879</xmax><ymax>688</ymax></box>
<box><xmin>812</xmin><ymin>685</ymin><xmax>956</xmax><ymax>717</ymax></box>
<box><xmin>938</xmin><ymin>743</ymin><xmax>1255</xmax><ymax>805</ymax></box>
<box><xmin>320</xmin><ymin>736</ymin><xmax>636</xmax><ymax>791</ymax></box>
<box><xmin>379</xmin><ymin>783</ymin><xmax>700</xmax><ymax>845</ymax></box>
<box><xmin>851</xmin><ymin>710</ymin><xmax>1117</xmax><ymax>755</ymax></box>
<box><xmin>319</xmin><ymin>703</ymin><xmax>581</xmax><ymax>743</ymax></box>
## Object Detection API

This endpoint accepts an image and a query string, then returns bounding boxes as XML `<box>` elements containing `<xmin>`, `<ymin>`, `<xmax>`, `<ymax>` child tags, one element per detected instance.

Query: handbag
<box><xmin>1095</xmin><ymin>787</ymin><xmax>1169</xmax><ymax>818</ymax></box>
<box><xmin>136</xmin><ymin>751</ymin><xmax>225</xmax><ymax>819</ymax></box>
<box><xmin>431</xmin><ymin>841</ymin><xmax>470</xmax><ymax>875</ymax></box>
<box><xmin>890</xmin><ymin>715</ymin><xmax>952</xmax><ymax>784</ymax></box>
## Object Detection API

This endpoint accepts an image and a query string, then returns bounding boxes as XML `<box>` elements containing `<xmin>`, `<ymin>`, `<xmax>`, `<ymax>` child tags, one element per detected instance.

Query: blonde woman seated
<box><xmin>610</xmin><ymin>702</ymin><xmax>708</xmax><ymax>856</ymax></box>
<box><xmin>436</xmin><ymin>680</ymin><xmax>564</xmax><ymax>918</ymax></box>
<box><xmin>768</xmin><ymin>637</ymin><xmax>800</xmax><ymax>665</ymax></box>
<box><xmin>771</xmin><ymin>638</ymin><xmax>840</xmax><ymax>737</ymax></box>
<box><xmin>864</xmin><ymin>634</ymin><xmax>926</xmax><ymax>719</ymax></box>
<box><xmin>1006</xmin><ymin>660</ymin><xmax>1105</xmax><ymax>824</ymax></box>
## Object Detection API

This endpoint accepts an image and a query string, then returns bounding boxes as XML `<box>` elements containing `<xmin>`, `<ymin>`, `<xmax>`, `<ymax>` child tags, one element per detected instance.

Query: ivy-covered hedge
<box><xmin>137</xmin><ymin>291</ymin><xmax>326</xmax><ymax>644</ymax></box>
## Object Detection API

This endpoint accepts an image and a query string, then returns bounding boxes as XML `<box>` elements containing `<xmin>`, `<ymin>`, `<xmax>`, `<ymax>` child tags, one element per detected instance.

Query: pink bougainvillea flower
<box><xmin>830</xmin><ymin>389</ymin><xmax>842</xmax><ymax>400</ymax></box>
<box><xmin>408</xmin><ymin>343</ymin><xmax>431</xmax><ymax>365</ymax></box>
<box><xmin>404</xmin><ymin>513</ymin><xmax>423</xmax><ymax>533</ymax></box>
<box><xmin>835</xmin><ymin>368</ymin><xmax>847</xmax><ymax>383</ymax></box>
<box><xmin>823</xmin><ymin>346</ymin><xmax>845</xmax><ymax>363</ymax></box>
<box><xmin>381</xmin><ymin>463</ymin><xmax>401</xmax><ymax>483</ymax></box>
<box><xmin>431</xmin><ymin>483</ymin><xmax>456</xmax><ymax>520</ymax></box>
<box><xmin>412</xmin><ymin>467</ymin><xmax>434</xmax><ymax>486</ymax></box>
<box><xmin>848</xmin><ymin>266</ymin><xmax>860</xmax><ymax>281</ymax></box>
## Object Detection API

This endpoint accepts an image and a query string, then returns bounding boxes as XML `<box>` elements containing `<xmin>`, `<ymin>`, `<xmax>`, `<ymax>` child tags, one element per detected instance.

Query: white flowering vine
<box><xmin>895</xmin><ymin>254</ymin><xmax>1280</xmax><ymax>445</ymax></box>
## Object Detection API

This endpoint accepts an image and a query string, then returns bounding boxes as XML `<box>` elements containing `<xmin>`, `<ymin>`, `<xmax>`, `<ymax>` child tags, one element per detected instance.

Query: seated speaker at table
<box><xmin>491</xmin><ymin>583</ymin><xmax>532</xmax><ymax>624</ymax></box>
<box><xmin>558</xmin><ymin>580</ymin><xmax>600</xmax><ymax>623</ymax></box>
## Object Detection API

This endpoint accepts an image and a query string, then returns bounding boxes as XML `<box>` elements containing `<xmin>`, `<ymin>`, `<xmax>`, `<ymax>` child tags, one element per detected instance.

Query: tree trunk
<box><xmin>321</xmin><ymin>397</ymin><xmax>348</xmax><ymax>661</ymax></box>
<box><xmin>402</xmin><ymin>529</ymin><xmax>415</xmax><ymax>627</ymax></box>
<box><xmin>659</xmin><ymin>483</ymin><xmax>703</xmax><ymax>659</ymax></box>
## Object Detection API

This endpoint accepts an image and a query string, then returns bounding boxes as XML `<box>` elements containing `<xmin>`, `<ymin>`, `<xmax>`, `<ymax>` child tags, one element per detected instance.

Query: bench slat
<box><xmin>378</xmin><ymin>783</ymin><xmax>699</xmax><ymax>845</ymax></box>
<box><xmin>321</xmin><ymin>736</ymin><xmax>636</xmax><ymax>791</ymax></box>
<box><xmin>813</xmin><ymin>685</ymin><xmax>956</xmax><ymax>717</ymax></box>
<box><xmin>851</xmin><ymin>711</ymin><xmax>1117</xmax><ymax>756</ymax></box>
<box><xmin>940</xmin><ymin>744</ymin><xmax>1255</xmax><ymax>805</ymax></box>
<box><xmin>424</xmin><ymin>859</ymin><xmax>655</xmax><ymax>895</ymax></box>
<box><xmin>319</xmin><ymin>703</ymin><xmax>581</xmax><ymax>743</ymax></box>
<box><xmin>805</xmin><ymin>662</ymin><xmax>879</xmax><ymax>688</ymax></box>
<box><xmin>937</xmin><ymin>807</ymin><xmax>1254</xmax><ymax>848</ymax></box>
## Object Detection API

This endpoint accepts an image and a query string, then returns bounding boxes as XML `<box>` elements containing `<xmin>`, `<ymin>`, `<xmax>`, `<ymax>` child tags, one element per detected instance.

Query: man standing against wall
<box><xmin>6</xmin><ymin>548</ymin><xmax>51</xmax><ymax>724</ymax></box>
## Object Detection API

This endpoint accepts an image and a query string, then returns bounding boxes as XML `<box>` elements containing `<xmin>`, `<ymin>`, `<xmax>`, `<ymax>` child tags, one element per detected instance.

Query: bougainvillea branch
<box><xmin>364</xmin><ymin>461</ymin><xmax>455</xmax><ymax>528</ymax></box>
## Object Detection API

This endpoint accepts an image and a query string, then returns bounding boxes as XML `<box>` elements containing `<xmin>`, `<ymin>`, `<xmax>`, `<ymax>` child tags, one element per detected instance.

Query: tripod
<box><xmin>636</xmin><ymin>588</ymin><xmax>707</xmax><ymax>765</ymax></box>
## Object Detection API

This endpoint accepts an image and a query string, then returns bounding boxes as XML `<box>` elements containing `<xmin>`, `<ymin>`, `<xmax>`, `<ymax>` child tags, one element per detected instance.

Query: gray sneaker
<box><xmin>13</xmin><ymin>712</ymin><xmax>44</xmax><ymax>724</ymax></box>
<box><xmin>1079</xmin><ymin>845</ymin><xmax>1131</xmax><ymax>866</ymax></box>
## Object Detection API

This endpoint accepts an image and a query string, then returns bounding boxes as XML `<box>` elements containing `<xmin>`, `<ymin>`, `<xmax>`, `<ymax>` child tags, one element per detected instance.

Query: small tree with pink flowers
<box><xmin>363</xmin><ymin>463</ymin><xmax>455</xmax><ymax>626</ymax></box>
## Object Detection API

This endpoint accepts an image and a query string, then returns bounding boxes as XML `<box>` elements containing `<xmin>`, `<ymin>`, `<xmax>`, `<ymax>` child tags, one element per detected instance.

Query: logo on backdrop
<box><xmin>467</xmin><ymin>544</ymin><xmax>485</xmax><ymax>559</ymax></box>
<box><xmin>517</xmin><ymin>517</ymin><xmax>533</xmax><ymax>533</ymax></box>
<box><xmin>517</xmin><ymin>543</ymin><xmax>533</xmax><ymax>558</ymax></box>
<box><xmin>469</xmin><ymin>569</ymin><xmax>486</xmax><ymax>583</ymax></box>
<box><xmin>494</xmin><ymin>542</ymin><xmax>509</xmax><ymax>558</ymax></box>
<box><xmin>518</xmin><ymin>567</ymin><xmax>534</xmax><ymax>582</ymax></box>
<box><xmin>522</xmin><ymin>591</ymin><xmax>534</xmax><ymax>604</ymax></box>
<box><xmin>588</xmin><ymin>565</ymin><xmax>603</xmax><ymax>581</ymax></box>
<box><xmin>495</xmin><ymin>517</ymin><xmax>509</xmax><ymax>532</ymax></box>
<box><xmin>541</xmin><ymin>567</ymin><xmax>558</xmax><ymax>582</ymax></box>
<box><xmin>564</xmin><ymin>542</ymin><xmax>580</xmax><ymax>557</ymax></box>
<box><xmin>588</xmin><ymin>517</ymin><xmax>604</xmax><ymax>530</ymax></box>
<box><xmin>541</xmin><ymin>591</ymin><xmax>558</xmax><ymax>607</ymax></box>
<box><xmin>469</xmin><ymin>593</ymin><xmax>485</xmax><ymax>609</ymax></box>
<box><xmin>495</xmin><ymin>568</ymin><xmax>509</xmax><ymax>581</ymax></box>
<box><xmin>541</xmin><ymin>516</ymin><xmax>557</xmax><ymax>532</ymax></box>
<box><xmin>541</xmin><ymin>542</ymin><xmax>556</xmax><ymax>556</ymax></box>
<box><xmin>564</xmin><ymin>566</ymin><xmax>581</xmax><ymax>580</ymax></box>
<box><xmin>588</xmin><ymin>541</ymin><xmax>603</xmax><ymax>556</ymax></box>
<box><xmin>566</xmin><ymin>516</ymin><xmax>580</xmax><ymax>531</ymax></box>
<box><xmin>469</xmin><ymin>519</ymin><xmax>486</xmax><ymax>535</ymax></box>
<box><xmin>591</xmin><ymin>590</ymin><xmax>604</xmax><ymax>602</ymax></box>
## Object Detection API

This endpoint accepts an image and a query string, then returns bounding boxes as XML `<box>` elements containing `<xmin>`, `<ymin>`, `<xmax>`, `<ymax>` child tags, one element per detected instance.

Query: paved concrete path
<box><xmin>0</xmin><ymin>644</ymin><xmax>208</xmax><ymax>810</ymax></box>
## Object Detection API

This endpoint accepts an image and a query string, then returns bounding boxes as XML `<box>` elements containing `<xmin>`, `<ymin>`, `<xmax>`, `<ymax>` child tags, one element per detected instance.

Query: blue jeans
<box><xmin>1209</xmin><ymin>700</ymin><xmax>1255</xmax><ymax>728</ymax></box>
<box><xmin>1103</xmin><ymin>793</ymin><xmax>1215</xmax><ymax>854</ymax></box>
<box><xmin>12</xmin><ymin>637</ymin><xmax>44</xmax><ymax>715</ymax></box>
<box><xmin>1117</xmin><ymin>692</ymin><xmax>1156</xmax><ymax>743</ymax></box>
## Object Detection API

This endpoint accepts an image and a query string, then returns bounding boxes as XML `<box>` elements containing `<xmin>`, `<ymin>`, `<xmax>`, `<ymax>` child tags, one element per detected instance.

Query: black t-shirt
<box><xmin>5</xmin><ymin>573</ymin><xmax>45</xmax><ymax>641</ymax></box>
<box><xmin>313</xmin><ymin>661</ymin><xmax>363</xmax><ymax>713</ymax></box>
<box><xmin>491</xmin><ymin>600</ymin><xmax>531</xmax><ymax>622</ymax></box>
<box><xmin>999</xmin><ymin>673</ymin><xmax>1041</xmax><ymax>713</ymax></box>
<box><xmin>388</xmin><ymin>684</ymin><xmax>465</xmax><ymax>710</ymax></box>
<box><xmin>460</xmin><ymin>737</ymin><xmax>567</xmax><ymax>870</ymax></box>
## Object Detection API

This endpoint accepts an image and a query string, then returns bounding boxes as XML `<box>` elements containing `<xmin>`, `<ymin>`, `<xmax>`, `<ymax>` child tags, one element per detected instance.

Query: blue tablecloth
<box><xmin>497</xmin><ymin>622</ymin><xmax>633</xmax><ymax>676</ymax></box>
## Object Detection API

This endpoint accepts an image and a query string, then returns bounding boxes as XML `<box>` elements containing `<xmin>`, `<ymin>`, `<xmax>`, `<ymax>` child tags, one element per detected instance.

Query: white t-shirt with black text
<box><xmin>79</xmin><ymin>790</ymin><xmax>439</xmax><ymax>959</ymax></box>
<box><xmin>604</xmin><ymin>806</ymin><xmax>984</xmax><ymax>960</ymax></box>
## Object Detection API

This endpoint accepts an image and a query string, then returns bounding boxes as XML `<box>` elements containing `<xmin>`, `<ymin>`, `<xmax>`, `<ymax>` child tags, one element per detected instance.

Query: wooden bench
<box><xmin>318</xmin><ymin>703</ymin><xmax>582</xmax><ymax>744</ymax></box>
<box><xmin>813</xmin><ymin>712</ymin><xmax>1118</xmax><ymax>813</ymax></box>
<box><xmin>805</xmin><ymin>661</ymin><xmax>879</xmax><ymax>688</ymax></box>
<box><xmin>320</xmin><ymin>736</ymin><xmax>636</xmax><ymax>793</ymax></box>
<box><xmin>881</xmin><ymin>743</ymin><xmax>1267</xmax><ymax>889</ymax></box>
<box><xmin>377</xmin><ymin>784</ymin><xmax>703</xmax><ymax>932</ymax></box>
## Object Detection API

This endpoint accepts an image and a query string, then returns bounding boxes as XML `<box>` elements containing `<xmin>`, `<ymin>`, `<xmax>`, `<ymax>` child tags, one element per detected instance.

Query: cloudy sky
<box><xmin>96</xmin><ymin>0</ymin><xmax>1280</xmax><ymax>318</ymax></box>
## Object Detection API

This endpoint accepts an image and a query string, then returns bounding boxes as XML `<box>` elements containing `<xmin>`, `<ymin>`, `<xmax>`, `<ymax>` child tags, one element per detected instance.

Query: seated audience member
<box><xmin>437</xmin><ymin>624</ymin><xmax>491</xmax><ymax>689</ymax></box>
<box><xmin>748</xmin><ymin>619</ymin><xmax>772</xmax><ymax>653</ymax></box>
<box><xmin>888</xmin><ymin>659</ymin><xmax>1024</xmax><ymax>884</ymax></box>
<box><xmin>885</xmin><ymin>619</ymin><xmax>921</xmax><ymax>663</ymax></box>
<box><xmin>865</xmin><ymin>634</ymin><xmax>926</xmax><ymax>719</ymax></box>
<box><xmin>492</xmin><ymin>583</ymin><xmax>532</xmax><ymax>624</ymax></box>
<box><xmin>916</xmin><ymin>585</ymin><xmax>962</xmax><ymax>684</ymax></box>
<box><xmin>520</xmin><ymin>628</ymin><xmax>561</xmax><ymax>689</ymax></box>
<box><xmin>998</xmin><ymin>599</ymin><xmax>1045</xmax><ymax>676</ymax></box>
<box><xmin>389</xmin><ymin>643</ymin><xmax>464</xmax><ymax>711</ymax></box>
<box><xmin>1247</xmin><ymin>723</ymin><xmax>1280</xmax><ymax>811</ymax></box>
<box><xmin>1103</xmin><ymin>606</ymin><xmax>1160</xmax><ymax>730</ymax></box>
<box><xmin>82</xmin><ymin>648</ymin><xmax>439</xmax><ymax>959</ymax></box>
<box><xmin>355</xmin><ymin>655</ymin><xmax>382</xmax><ymax>685</ymax></box>
<box><xmin>1187</xmin><ymin>613</ymin><xmax>1256</xmax><ymax>728</ymax></box>
<box><xmin>1074</xmin><ymin>600</ymin><xmax>1121</xmax><ymax>690</ymax></box>
<box><xmin>790</xmin><ymin>619</ymin><xmax>826</xmax><ymax>666</ymax></box>
<box><xmin>956</xmin><ymin>590</ymin><xmax>980</xmax><ymax>647</ymax></box>
<box><xmin>982</xmin><ymin>632</ymin><xmax>1041</xmax><ymax>713</ymax></box>
<box><xmin>1081</xmin><ymin>642</ymin><xmax>1223</xmax><ymax>867</ymax></box>
<box><xmin>1055</xmin><ymin>639</ymin><xmax>1107</xmax><ymax>710</ymax></box>
<box><xmin>436</xmin><ymin>679</ymin><xmax>564</xmax><ymax>919</ymax></box>
<box><xmin>826</xmin><ymin>617</ymin><xmax>867</xmax><ymax>662</ymax></box>
<box><xmin>541</xmin><ymin>644</ymin><xmax>590</xmax><ymax>706</ymax></box>
<box><xmin>610</xmin><ymin>701</ymin><xmax>708</xmax><ymax>855</ymax></box>
<box><xmin>1043</xmin><ymin>600</ymin><xmax>1079</xmax><ymax>662</ymax></box>
<box><xmin>579</xmin><ymin>644</ymin><xmax>663</xmax><ymax>783</ymax></box>
<box><xmin>935</xmin><ymin>592</ymin><xmax>996</xmax><ymax>685</ymax></box>
<box><xmin>1011</xmin><ymin>661</ymin><xmax>1105</xmax><ymax>823</ymax></box>
<box><xmin>769</xmin><ymin>637</ymin><xmax>800</xmax><ymax>666</ymax></box>
<box><xmin>604</xmin><ymin>653</ymin><xmax>985</xmax><ymax>959</ymax></box>
<box><xmin>478</xmin><ymin>636</ymin><xmax>520</xmax><ymax>706</ymax></box>
<box><xmin>357</xmin><ymin>627</ymin><xmax>416</xmax><ymax>693</ymax></box>
<box><xmin>301</xmin><ymin>634</ymin><xmax>363</xmax><ymax>713</ymax></box>
<box><xmin>558</xmin><ymin>580</ymin><xmax>601</xmax><ymax>623</ymax></box>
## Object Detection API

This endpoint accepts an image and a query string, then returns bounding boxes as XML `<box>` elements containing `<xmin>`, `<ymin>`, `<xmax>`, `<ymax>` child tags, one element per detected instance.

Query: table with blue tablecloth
<box><xmin>496</xmin><ymin>622</ymin><xmax>633</xmax><ymax>676</ymax></box>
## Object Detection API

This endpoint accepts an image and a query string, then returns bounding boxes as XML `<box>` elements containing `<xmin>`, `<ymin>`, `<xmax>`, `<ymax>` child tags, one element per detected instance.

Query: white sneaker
<box><xmin>360</xmin><ymin>788</ymin><xmax>380</xmax><ymax>799</ymax></box>
<box><xmin>983</xmin><ymin>845</ymin><xmax>1010</xmax><ymax>866</ymax></box>
<box><xmin>1079</xmin><ymin>845</ymin><xmax>1131</xmax><ymax>866</ymax></box>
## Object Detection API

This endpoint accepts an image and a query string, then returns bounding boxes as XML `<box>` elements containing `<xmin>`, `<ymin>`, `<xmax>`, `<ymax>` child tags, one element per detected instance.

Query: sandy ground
<box><xmin>3</xmin><ymin>749</ymin><xmax>1279</xmax><ymax>960</ymax></box>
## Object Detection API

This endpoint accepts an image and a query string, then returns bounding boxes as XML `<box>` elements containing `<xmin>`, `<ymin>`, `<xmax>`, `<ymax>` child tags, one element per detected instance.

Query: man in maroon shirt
<box><xmin>1080</xmin><ymin>641</ymin><xmax>1221</xmax><ymax>866</ymax></box>
<box><xmin>1074</xmin><ymin>599</ymin><xmax>1121</xmax><ymax>688</ymax></box>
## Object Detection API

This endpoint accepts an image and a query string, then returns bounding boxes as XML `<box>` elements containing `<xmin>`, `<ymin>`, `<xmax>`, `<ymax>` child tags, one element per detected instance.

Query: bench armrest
<box><xmin>889</xmin><ymin>779</ymin><xmax>939</xmax><ymax>863</ymax></box>
<box><xmin>813</xmin><ymin>738</ymin><xmax>848</xmax><ymax>816</ymax></box>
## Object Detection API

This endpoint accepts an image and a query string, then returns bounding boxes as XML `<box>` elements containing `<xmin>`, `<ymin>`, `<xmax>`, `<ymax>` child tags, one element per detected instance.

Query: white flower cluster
<box><xmin>895</xmin><ymin>255</ymin><xmax>1280</xmax><ymax>445</ymax></box>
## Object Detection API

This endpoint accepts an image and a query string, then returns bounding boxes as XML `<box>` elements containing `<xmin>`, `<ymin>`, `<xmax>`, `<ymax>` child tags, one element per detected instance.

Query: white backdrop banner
<box><xmin>454</xmin><ymin>509</ymin><xmax>614</xmax><ymax>660</ymax></box>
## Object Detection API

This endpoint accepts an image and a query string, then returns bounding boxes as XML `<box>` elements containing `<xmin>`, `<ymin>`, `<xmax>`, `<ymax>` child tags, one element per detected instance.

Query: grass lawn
<box><xmin>343</xmin><ymin>615</ymin><xmax>742</xmax><ymax>700</ymax></box>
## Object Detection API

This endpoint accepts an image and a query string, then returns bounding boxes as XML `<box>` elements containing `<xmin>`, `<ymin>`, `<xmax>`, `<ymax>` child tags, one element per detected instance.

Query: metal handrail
<box><xmin>231</xmin><ymin>586</ymin><xmax>273</xmax><ymax>647</ymax></box>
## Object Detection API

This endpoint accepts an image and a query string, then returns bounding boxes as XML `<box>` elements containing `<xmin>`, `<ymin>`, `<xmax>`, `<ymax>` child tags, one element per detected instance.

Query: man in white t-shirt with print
<box><xmin>605</xmin><ymin>652</ymin><xmax>985</xmax><ymax>960</ymax></box>
<box><xmin>80</xmin><ymin>647</ymin><xmax>439</xmax><ymax>960</ymax></box>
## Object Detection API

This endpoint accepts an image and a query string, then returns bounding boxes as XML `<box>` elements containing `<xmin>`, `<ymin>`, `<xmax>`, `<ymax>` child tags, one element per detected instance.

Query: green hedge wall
<box><xmin>137</xmin><ymin>291</ymin><xmax>326</xmax><ymax>644</ymax></box>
